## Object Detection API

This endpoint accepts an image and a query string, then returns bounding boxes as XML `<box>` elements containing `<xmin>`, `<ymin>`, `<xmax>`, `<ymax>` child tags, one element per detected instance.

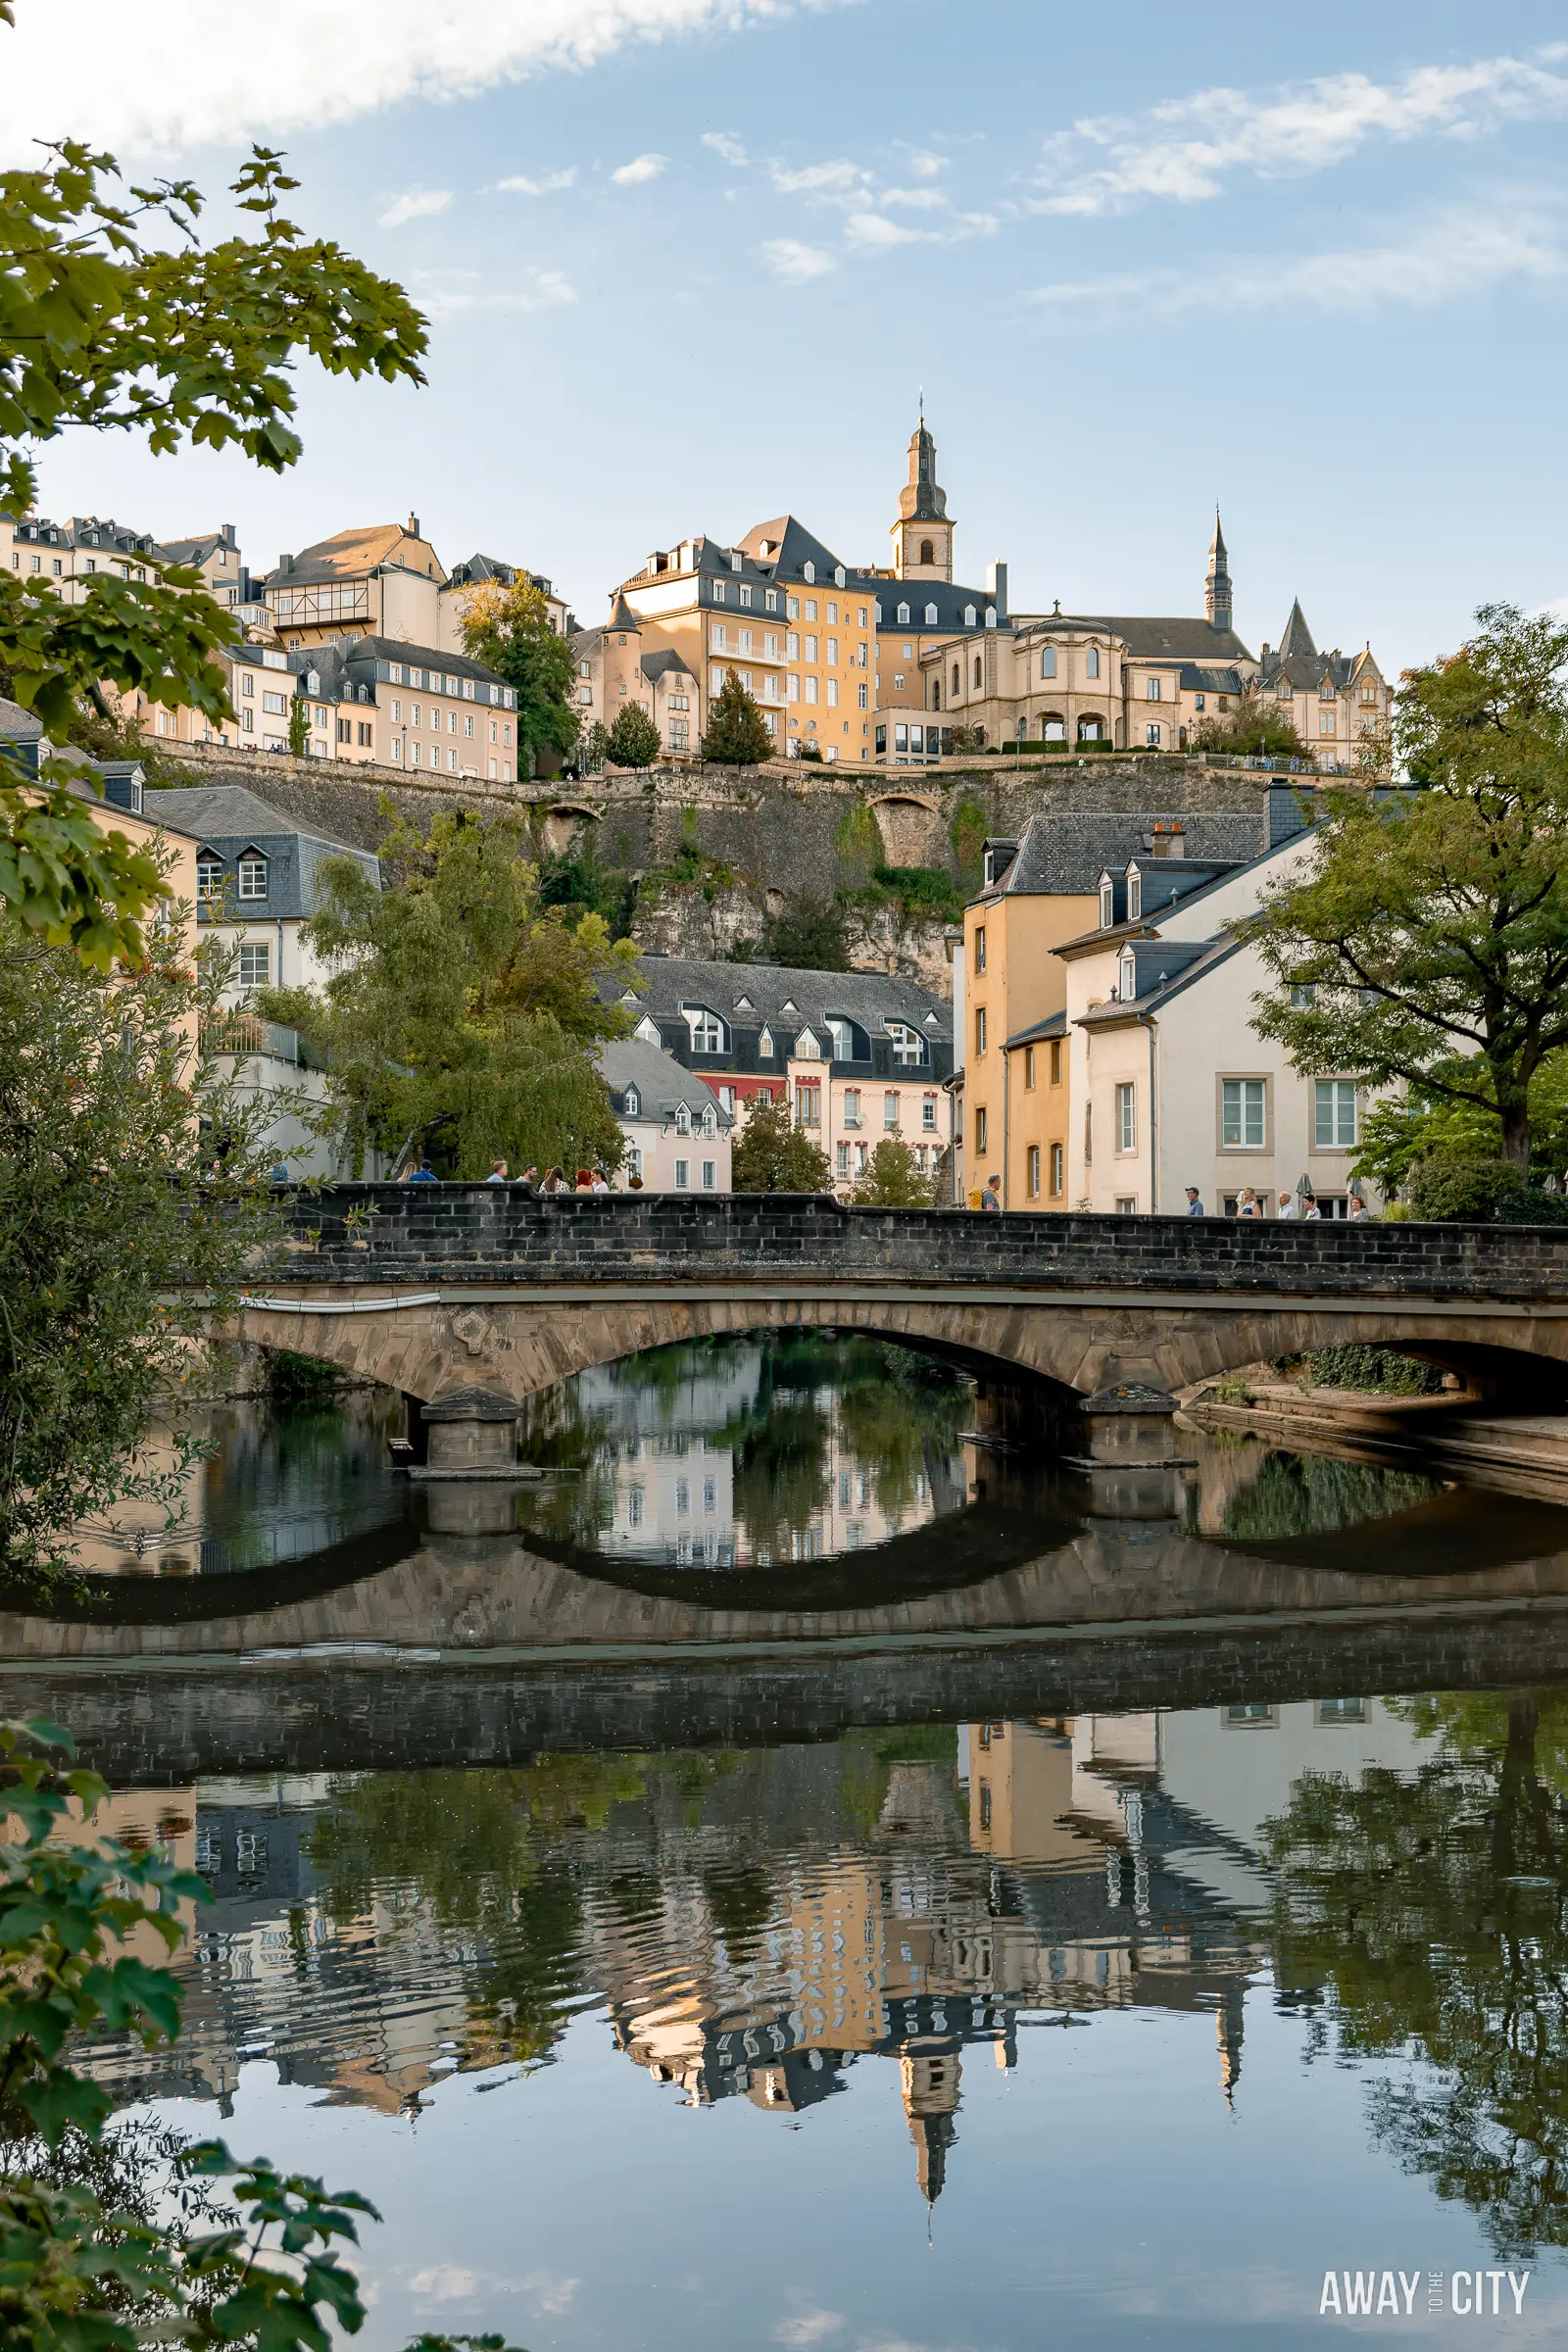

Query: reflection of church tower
<box><xmin>892</xmin><ymin>415</ymin><xmax>955</xmax><ymax>583</ymax></box>
<box><xmin>901</xmin><ymin>2048</ymin><xmax>961</xmax><ymax>2204</ymax></box>
<box><xmin>1217</xmin><ymin>1982</ymin><xmax>1245</xmax><ymax>2105</ymax></box>
<box><xmin>1205</xmin><ymin>509</ymin><xmax>1233</xmax><ymax>634</ymax></box>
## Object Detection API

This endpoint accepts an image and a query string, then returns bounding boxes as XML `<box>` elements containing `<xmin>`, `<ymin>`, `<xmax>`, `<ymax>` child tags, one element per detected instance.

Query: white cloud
<box><xmin>1029</xmin><ymin>196</ymin><xmax>1567</xmax><ymax>318</ymax></box>
<box><xmin>903</xmin><ymin>146</ymin><xmax>948</xmax><ymax>177</ymax></box>
<box><xmin>496</xmin><ymin>167</ymin><xmax>577</xmax><ymax>195</ymax></box>
<box><xmin>520</xmin><ymin>2271</ymin><xmax>580</xmax><ymax>2317</ymax></box>
<box><xmin>612</xmin><ymin>151</ymin><xmax>668</xmax><ymax>184</ymax></box>
<box><xmin>415</xmin><ymin>266</ymin><xmax>578</xmax><ymax>317</ymax></box>
<box><xmin>376</xmin><ymin>187</ymin><xmax>453</xmax><ymax>228</ymax></box>
<box><xmin>702</xmin><ymin>130</ymin><xmax>749</xmax><ymax>166</ymax></box>
<box><xmin>774</xmin><ymin>2314</ymin><xmax>844</xmax><ymax>2347</ymax></box>
<box><xmin>880</xmin><ymin>186</ymin><xmax>949</xmax><ymax>211</ymax></box>
<box><xmin>0</xmin><ymin>0</ymin><xmax>861</xmax><ymax>161</ymax></box>
<box><xmin>764</xmin><ymin>237</ymin><xmax>837</xmax><ymax>280</ymax></box>
<box><xmin>771</xmin><ymin>158</ymin><xmax>873</xmax><ymax>200</ymax></box>
<box><xmin>407</xmin><ymin>2268</ymin><xmax>480</xmax><ymax>2303</ymax></box>
<box><xmin>845</xmin><ymin>210</ymin><xmax>927</xmax><ymax>249</ymax></box>
<box><xmin>1033</xmin><ymin>48</ymin><xmax>1568</xmax><ymax>216</ymax></box>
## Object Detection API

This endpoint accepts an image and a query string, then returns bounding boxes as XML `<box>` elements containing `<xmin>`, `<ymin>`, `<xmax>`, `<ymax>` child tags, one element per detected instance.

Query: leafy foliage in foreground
<box><xmin>0</xmin><ymin>1717</ymin><xmax>527</xmax><ymax>2350</ymax></box>
<box><xmin>0</xmin><ymin>898</ymin><xmax>282</xmax><ymax>1575</ymax></box>
<box><xmin>0</xmin><ymin>88</ymin><xmax>426</xmax><ymax>960</ymax></box>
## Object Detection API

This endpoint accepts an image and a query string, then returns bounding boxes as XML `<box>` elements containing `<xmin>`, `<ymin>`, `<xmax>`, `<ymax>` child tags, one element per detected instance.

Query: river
<box><xmin>12</xmin><ymin>1333</ymin><xmax>1568</xmax><ymax>2347</ymax></box>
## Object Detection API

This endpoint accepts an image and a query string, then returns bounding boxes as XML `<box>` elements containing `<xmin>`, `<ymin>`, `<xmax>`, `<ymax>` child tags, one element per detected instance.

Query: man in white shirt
<box><xmin>1277</xmin><ymin>1191</ymin><xmax>1298</xmax><ymax>1220</ymax></box>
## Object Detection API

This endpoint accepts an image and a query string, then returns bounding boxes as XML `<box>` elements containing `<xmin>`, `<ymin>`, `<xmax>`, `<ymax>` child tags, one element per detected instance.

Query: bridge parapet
<box><xmin>267</xmin><ymin>1186</ymin><xmax>1568</xmax><ymax>1305</ymax></box>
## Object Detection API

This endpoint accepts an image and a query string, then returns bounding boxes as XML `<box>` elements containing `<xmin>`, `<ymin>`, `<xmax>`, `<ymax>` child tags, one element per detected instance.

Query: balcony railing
<box><xmin>202</xmin><ymin>1012</ymin><xmax>327</xmax><ymax>1069</ymax></box>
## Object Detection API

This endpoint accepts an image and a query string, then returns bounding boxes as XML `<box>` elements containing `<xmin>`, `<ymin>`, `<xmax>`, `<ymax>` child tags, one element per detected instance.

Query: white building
<box><xmin>152</xmin><ymin>782</ymin><xmax>382</xmax><ymax>1178</ymax></box>
<box><xmin>601</xmin><ymin>1036</ymin><xmax>733</xmax><ymax>1194</ymax></box>
<box><xmin>1058</xmin><ymin>817</ymin><xmax>1383</xmax><ymax>1217</ymax></box>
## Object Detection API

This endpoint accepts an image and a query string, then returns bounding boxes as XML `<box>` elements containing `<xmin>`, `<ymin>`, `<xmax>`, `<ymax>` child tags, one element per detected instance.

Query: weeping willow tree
<box><xmin>263</xmin><ymin>808</ymin><xmax>638</xmax><ymax>1176</ymax></box>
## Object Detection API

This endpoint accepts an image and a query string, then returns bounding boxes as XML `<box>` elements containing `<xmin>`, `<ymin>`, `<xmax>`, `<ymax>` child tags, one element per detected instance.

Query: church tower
<box><xmin>1205</xmin><ymin>509</ymin><xmax>1233</xmax><ymax>634</ymax></box>
<box><xmin>892</xmin><ymin>414</ymin><xmax>955</xmax><ymax>582</ymax></box>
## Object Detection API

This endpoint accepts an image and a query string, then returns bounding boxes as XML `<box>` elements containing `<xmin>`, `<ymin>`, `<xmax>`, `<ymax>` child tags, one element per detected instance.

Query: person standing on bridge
<box><xmin>981</xmin><ymin>1174</ymin><xmax>1002</xmax><ymax>1213</ymax></box>
<box><xmin>1276</xmin><ymin>1190</ymin><xmax>1298</xmax><ymax>1220</ymax></box>
<box><xmin>1237</xmin><ymin>1186</ymin><xmax>1262</xmax><ymax>1219</ymax></box>
<box><xmin>486</xmin><ymin>1159</ymin><xmax>509</xmax><ymax>1184</ymax></box>
<box><xmin>1185</xmin><ymin>1187</ymin><xmax>1205</xmax><ymax>1215</ymax></box>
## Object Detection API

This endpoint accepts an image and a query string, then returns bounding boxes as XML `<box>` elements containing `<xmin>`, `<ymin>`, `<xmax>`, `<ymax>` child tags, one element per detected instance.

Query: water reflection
<box><xmin>515</xmin><ymin>1337</ymin><xmax>970</xmax><ymax>1568</ymax></box>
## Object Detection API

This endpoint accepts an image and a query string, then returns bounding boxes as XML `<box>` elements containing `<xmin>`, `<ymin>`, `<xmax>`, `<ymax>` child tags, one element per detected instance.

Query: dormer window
<box><xmin>735</xmin><ymin>993</ymin><xmax>754</xmax><ymax>1010</ymax></box>
<box><xmin>924</xmin><ymin>603</ymin><xmax>938</xmax><ymax>625</ymax></box>
<box><xmin>1120</xmin><ymin>951</ymin><xmax>1137</xmax><ymax>999</ymax></box>
<box><xmin>834</xmin><ymin>565</ymin><xmax>845</xmax><ymax>588</ymax></box>
<box><xmin>759</xmin><ymin>1026</ymin><xmax>774</xmax><ymax>1057</ymax></box>
<box><xmin>685</xmin><ymin>1005</ymin><xmax>727</xmax><ymax>1054</ymax></box>
<box><xmin>635</xmin><ymin>1014</ymin><xmax>662</xmax><ymax>1045</ymax></box>
<box><xmin>306</xmin><ymin>669</ymin><xmax>320</xmax><ymax>696</ymax></box>
<box><xmin>623</xmin><ymin>1086</ymin><xmax>641</xmax><ymax>1117</ymax></box>
<box><xmin>1126</xmin><ymin>864</ymin><xmax>1142</xmax><ymax>919</ymax></box>
<box><xmin>730</xmin><ymin>551</ymin><xmax>742</xmax><ymax>573</ymax></box>
<box><xmin>196</xmin><ymin>853</ymin><xmax>223</xmax><ymax>901</ymax></box>
<box><xmin>888</xmin><ymin>1022</ymin><xmax>927</xmax><ymax>1066</ymax></box>
<box><xmin>795</xmin><ymin>1027</ymin><xmax>820</xmax><ymax>1059</ymax></box>
<box><xmin>236</xmin><ymin>850</ymin><xmax>269</xmax><ymax>900</ymax></box>
<box><xmin>985</xmin><ymin>607</ymin><xmax>997</xmax><ymax>628</ymax></box>
<box><xmin>963</xmin><ymin>605</ymin><xmax>976</xmax><ymax>627</ymax></box>
<box><xmin>897</xmin><ymin>602</ymin><xmax>910</xmax><ymax>625</ymax></box>
<box><xmin>1099</xmin><ymin>871</ymin><xmax>1114</xmax><ymax>928</ymax></box>
<box><xmin>701</xmin><ymin>1105</ymin><xmax>715</xmax><ymax>1139</ymax></box>
<box><xmin>780</xmin><ymin>999</ymin><xmax>798</xmax><ymax>1014</ymax></box>
<box><xmin>803</xmin><ymin>561</ymin><xmax>815</xmax><ymax>585</ymax></box>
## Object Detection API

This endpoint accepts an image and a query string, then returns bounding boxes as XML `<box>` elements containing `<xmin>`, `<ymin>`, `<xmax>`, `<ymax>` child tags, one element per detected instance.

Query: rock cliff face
<box><xmin>143</xmin><ymin>744</ymin><xmax>1281</xmax><ymax>994</ymax></box>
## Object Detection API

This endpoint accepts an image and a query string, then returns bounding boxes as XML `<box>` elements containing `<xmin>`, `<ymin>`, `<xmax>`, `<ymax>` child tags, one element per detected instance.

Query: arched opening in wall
<box><xmin>1040</xmin><ymin>711</ymin><xmax>1066</xmax><ymax>742</ymax></box>
<box><xmin>539</xmin><ymin>803</ymin><xmax>601</xmax><ymax>860</ymax></box>
<box><xmin>1076</xmin><ymin>713</ymin><xmax>1105</xmax><ymax>743</ymax></box>
<box><xmin>919</xmin><ymin>539</ymin><xmax>935</xmax><ymax>567</ymax></box>
<box><xmin>869</xmin><ymin>791</ymin><xmax>940</xmax><ymax>864</ymax></box>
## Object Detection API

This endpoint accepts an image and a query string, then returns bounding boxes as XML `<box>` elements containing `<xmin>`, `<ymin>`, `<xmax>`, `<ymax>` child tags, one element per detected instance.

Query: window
<box><xmin>712</xmin><ymin>581</ymin><xmax>726</xmax><ymax>604</ymax></box>
<box><xmin>739</xmin><ymin>584</ymin><xmax>752</xmax><ymax>607</ymax></box>
<box><xmin>1086</xmin><ymin>646</ymin><xmax>1101</xmax><ymax>678</ymax></box>
<box><xmin>975</xmin><ymin>1106</ymin><xmax>988</xmax><ymax>1154</ymax></box>
<box><xmin>675</xmin><ymin>1103</ymin><xmax>691</xmax><ymax>1135</ymax></box>
<box><xmin>974</xmin><ymin>1006</ymin><xmax>987</xmax><ymax>1056</ymax></box>
<box><xmin>922</xmin><ymin>1095</ymin><xmax>937</xmax><ymax>1131</ymax></box>
<box><xmin>843</xmin><ymin>1088</ymin><xmax>861</xmax><ymax>1126</ymax></box>
<box><xmin>623</xmin><ymin>1086</ymin><xmax>640</xmax><ymax>1117</ymax></box>
<box><xmin>719</xmin><ymin>1085</ymin><xmax>735</xmax><ymax>1113</ymax></box>
<box><xmin>803</xmin><ymin>561</ymin><xmax>815</xmax><ymax>585</ymax></box>
<box><xmin>1116</xmin><ymin>1083</ymin><xmax>1137</xmax><ymax>1152</ymax></box>
<box><xmin>1290</xmin><ymin>982</ymin><xmax>1316</xmax><ymax>1008</ymax></box>
<box><xmin>1042</xmin><ymin>647</ymin><xmax>1057</xmax><ymax>679</ymax></box>
<box><xmin>358</xmin><ymin>721</ymin><xmax>372</xmax><ymax>747</ymax></box>
<box><xmin>897</xmin><ymin>602</ymin><xmax>909</xmax><ymax>625</ymax></box>
<box><xmin>805</xmin><ymin>676</ymin><xmax>818</xmax><ymax>705</ymax></box>
<box><xmin>1050</xmin><ymin>1039</ymin><xmax>1062</xmax><ymax>1086</ymax></box>
<box><xmin>1221</xmin><ymin>1078</ymin><xmax>1267</xmax><ymax>1150</ymax></box>
<box><xmin>687</xmin><ymin>1007</ymin><xmax>726</xmax><ymax>1054</ymax></box>
<box><xmin>1099</xmin><ymin>873</ymin><xmax>1114</xmax><ymax>927</ymax></box>
<box><xmin>884</xmin><ymin>1091</ymin><xmax>900</xmax><ymax>1129</ymax></box>
<box><xmin>923</xmin><ymin>603</ymin><xmax>937</xmax><ymax>625</ymax></box>
<box><xmin>1314</xmin><ymin>1079</ymin><xmax>1358</xmax><ymax>1149</ymax></box>
<box><xmin>1050</xmin><ymin>1142</ymin><xmax>1064</xmax><ymax>1196</ymax></box>
<box><xmin>1126</xmin><ymin>865</ymin><xmax>1141</xmax><ymax>919</ymax></box>
<box><xmin>1225</xmin><ymin>1704</ymin><xmax>1277</xmax><ymax>1729</ymax></box>
<box><xmin>974</xmin><ymin>925</ymin><xmax>986</xmax><ymax>973</ymax></box>
<box><xmin>796</xmin><ymin>1082</ymin><xmax>821</xmax><ymax>1127</ymax></box>
<box><xmin>197</xmin><ymin>856</ymin><xmax>223</xmax><ymax>900</ymax></box>
<box><xmin>1147</xmin><ymin>676</ymin><xmax>1161</xmax><ymax>702</ymax></box>
<box><xmin>1028</xmin><ymin>1145</ymin><xmax>1041</xmax><ymax>1198</ymax></box>
<box><xmin>1024</xmin><ymin>1046</ymin><xmax>1036</xmax><ymax>1090</ymax></box>
<box><xmin>701</xmin><ymin>1105</ymin><xmax>715</xmax><ymax>1139</ymax></box>
<box><xmin>336</xmin><ymin>716</ymin><xmax>352</xmax><ymax>743</ymax></box>
<box><xmin>703</xmin><ymin>1159</ymin><xmax>717</xmax><ymax>1190</ymax></box>
<box><xmin>236</xmin><ymin>854</ymin><xmax>268</xmax><ymax>900</ymax></box>
<box><xmin>952</xmin><ymin>662</ymin><xmax>961</xmax><ymax>697</ymax></box>
<box><xmin>262</xmin><ymin>691</ymin><xmax>287</xmax><ymax>715</ymax></box>
<box><xmin>759</xmin><ymin>1027</ymin><xmax>774</xmax><ymax>1057</ymax></box>
<box><xmin>836</xmin><ymin>1141</ymin><xmax>850</xmax><ymax>1176</ymax></box>
<box><xmin>1146</xmin><ymin>722</ymin><xmax>1162</xmax><ymax>746</ymax></box>
<box><xmin>973</xmin><ymin>656</ymin><xmax>983</xmax><ymax>689</ymax></box>
<box><xmin>1315</xmin><ymin>1698</ymin><xmax>1367</xmax><ymax>1725</ymax></box>
<box><xmin>674</xmin><ymin>1158</ymin><xmax>690</xmax><ymax>1189</ymax></box>
<box><xmin>888</xmin><ymin>1022</ymin><xmax>927</xmax><ymax>1066</ymax></box>
<box><xmin>1115</xmin><ymin>1196</ymin><xmax>1138</xmax><ymax>1214</ymax></box>
<box><xmin>235</xmin><ymin>943</ymin><xmax>270</xmax><ymax>989</ymax></box>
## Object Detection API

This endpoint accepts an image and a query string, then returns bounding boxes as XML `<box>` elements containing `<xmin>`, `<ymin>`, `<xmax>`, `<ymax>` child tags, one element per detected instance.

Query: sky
<box><xmin>8</xmin><ymin>0</ymin><xmax>1568</xmax><ymax>672</ymax></box>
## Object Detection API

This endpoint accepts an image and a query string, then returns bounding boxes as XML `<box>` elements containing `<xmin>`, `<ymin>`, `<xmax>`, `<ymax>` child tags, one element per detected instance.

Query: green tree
<box><xmin>1246</xmin><ymin>605</ymin><xmax>1568</xmax><ymax>1168</ymax></box>
<box><xmin>701</xmin><ymin>670</ymin><xmax>773</xmax><ymax>765</ymax></box>
<box><xmin>948</xmin><ymin>794</ymin><xmax>987</xmax><ymax>890</ymax></box>
<box><xmin>1264</xmin><ymin>1690</ymin><xmax>1568</xmax><ymax>2256</ymax></box>
<box><xmin>0</xmin><ymin>1717</ymin><xmax>525</xmax><ymax>2350</ymax></box>
<box><xmin>730</xmin><ymin>1095</ymin><xmax>832</xmax><ymax>1194</ymax></box>
<box><xmin>0</xmin><ymin>892</ymin><xmax>281</xmax><ymax>1575</ymax></box>
<box><xmin>285</xmin><ymin>685</ymin><xmax>310</xmax><ymax>757</ymax></box>
<box><xmin>1355</xmin><ymin>1051</ymin><xmax>1568</xmax><ymax>1199</ymax></box>
<box><xmin>833</xmin><ymin>803</ymin><xmax>880</xmax><ymax>891</ymax></box>
<box><xmin>455</xmin><ymin>576</ymin><xmax>578</xmax><ymax>774</ymax></box>
<box><xmin>0</xmin><ymin>105</ymin><xmax>425</xmax><ymax>965</ymax></box>
<box><xmin>262</xmin><ymin>808</ymin><xmax>636</xmax><ymax>1177</ymax></box>
<box><xmin>1194</xmin><ymin>699</ymin><xmax>1313</xmax><ymax>762</ymax></box>
<box><xmin>853</xmin><ymin>1136</ymin><xmax>928</xmax><ymax>1206</ymax></box>
<box><xmin>604</xmin><ymin>705</ymin><xmax>662</xmax><ymax>770</ymax></box>
<box><xmin>761</xmin><ymin>890</ymin><xmax>850</xmax><ymax>972</ymax></box>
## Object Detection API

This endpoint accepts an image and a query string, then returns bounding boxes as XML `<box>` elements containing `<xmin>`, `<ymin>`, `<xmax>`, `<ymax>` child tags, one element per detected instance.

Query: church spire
<box><xmin>893</xmin><ymin>413</ymin><xmax>955</xmax><ymax>582</ymax></box>
<box><xmin>1205</xmin><ymin>506</ymin><xmax>1233</xmax><ymax>635</ymax></box>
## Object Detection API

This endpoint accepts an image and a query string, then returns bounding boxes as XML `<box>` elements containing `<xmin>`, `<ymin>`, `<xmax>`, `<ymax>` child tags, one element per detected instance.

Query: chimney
<box><xmin>277</xmin><ymin>552</ymin><xmax>293</xmax><ymax>573</ymax></box>
<box><xmin>407</xmin><ymin>514</ymin><xmax>421</xmax><ymax>538</ymax></box>
<box><xmin>220</xmin><ymin>522</ymin><xmax>237</xmax><ymax>549</ymax></box>
<box><xmin>987</xmin><ymin>559</ymin><xmax>1008</xmax><ymax>612</ymax></box>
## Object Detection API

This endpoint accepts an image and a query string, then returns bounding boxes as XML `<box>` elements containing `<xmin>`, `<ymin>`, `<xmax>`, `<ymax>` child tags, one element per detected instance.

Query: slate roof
<box><xmin>641</xmin><ymin>649</ymin><xmax>695</xmax><ymax>683</ymax></box>
<box><xmin>987</xmin><ymin>809</ymin><xmax>1266</xmax><ymax>900</ymax></box>
<box><xmin>0</xmin><ymin>694</ymin><xmax>43</xmax><ymax>743</ymax></box>
<box><xmin>620</xmin><ymin>519</ymin><xmax>1003</xmax><ymax>634</ymax></box>
<box><xmin>1178</xmin><ymin>662</ymin><xmax>1246</xmax><ymax>694</ymax></box>
<box><xmin>161</xmin><ymin>532</ymin><xmax>232</xmax><ymax>568</ymax></box>
<box><xmin>5</xmin><ymin>514</ymin><xmax>160</xmax><ymax>557</ymax></box>
<box><xmin>601</xmin><ymin>1037</ymin><xmax>732</xmax><ymax>1127</ymax></box>
<box><xmin>737</xmin><ymin>514</ymin><xmax>844</xmax><ymax>580</ymax></box>
<box><xmin>1076</xmin><ymin>934</ymin><xmax>1240</xmax><ymax>1026</ymax></box>
<box><xmin>1004</xmin><ymin>1006</ymin><xmax>1067</xmax><ymax>1050</ymax></box>
<box><xmin>147</xmin><ymin>785</ymin><xmax>379</xmax><ymax>918</ymax></box>
<box><xmin>619</xmin><ymin>954</ymin><xmax>953</xmax><ymax>1044</ymax></box>
<box><xmin>1057</xmin><ymin>613</ymin><xmax>1255</xmax><ymax>663</ymax></box>
<box><xmin>346</xmin><ymin>635</ymin><xmax>508</xmax><ymax>690</ymax></box>
<box><xmin>607</xmin><ymin>592</ymin><xmax>641</xmax><ymax>632</ymax></box>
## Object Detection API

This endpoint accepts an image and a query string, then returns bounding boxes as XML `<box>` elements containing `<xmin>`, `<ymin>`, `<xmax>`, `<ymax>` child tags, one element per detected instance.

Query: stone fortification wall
<box><xmin>144</xmin><ymin>741</ymin><xmax>1294</xmax><ymax>988</ymax></box>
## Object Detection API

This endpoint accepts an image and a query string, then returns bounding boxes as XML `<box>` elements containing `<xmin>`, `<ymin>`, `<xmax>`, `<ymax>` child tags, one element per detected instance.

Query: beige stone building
<box><xmin>263</xmin><ymin>519</ymin><xmax>570</xmax><ymax>657</ymax></box>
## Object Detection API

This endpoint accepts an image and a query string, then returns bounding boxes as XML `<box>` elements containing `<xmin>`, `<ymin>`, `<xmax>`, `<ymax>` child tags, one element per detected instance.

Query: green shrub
<box><xmin>1406</xmin><ymin>1150</ymin><xmax>1526</xmax><ymax>1222</ymax></box>
<box><xmin>1306</xmin><ymin>1346</ymin><xmax>1444</xmax><ymax>1395</ymax></box>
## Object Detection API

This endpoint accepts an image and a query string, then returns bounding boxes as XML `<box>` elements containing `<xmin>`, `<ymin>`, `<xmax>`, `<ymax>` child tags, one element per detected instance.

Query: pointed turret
<box><xmin>608</xmin><ymin>590</ymin><xmax>641</xmax><ymax>634</ymax></box>
<box><xmin>1277</xmin><ymin>598</ymin><xmax>1317</xmax><ymax>662</ymax></box>
<box><xmin>1204</xmin><ymin>507</ymin><xmax>1233</xmax><ymax>635</ymax></box>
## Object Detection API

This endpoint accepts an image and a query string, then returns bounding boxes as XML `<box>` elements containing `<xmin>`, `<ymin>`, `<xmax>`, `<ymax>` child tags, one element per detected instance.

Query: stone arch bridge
<box><xmin>234</xmin><ymin>1191</ymin><xmax>1568</xmax><ymax>1448</ymax></box>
